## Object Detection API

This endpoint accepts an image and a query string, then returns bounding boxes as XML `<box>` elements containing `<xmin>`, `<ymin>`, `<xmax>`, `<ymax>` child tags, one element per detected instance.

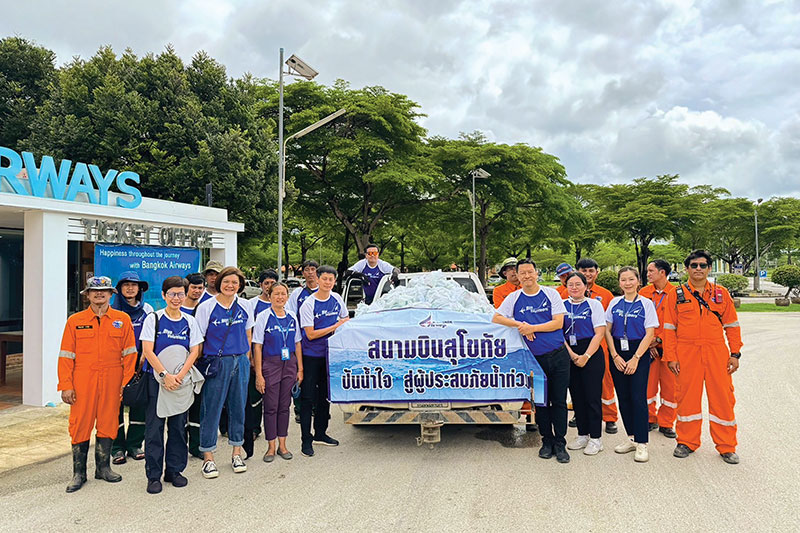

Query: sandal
<box><xmin>128</xmin><ymin>448</ymin><xmax>145</xmax><ymax>460</ymax></box>
<box><xmin>112</xmin><ymin>450</ymin><xmax>127</xmax><ymax>465</ymax></box>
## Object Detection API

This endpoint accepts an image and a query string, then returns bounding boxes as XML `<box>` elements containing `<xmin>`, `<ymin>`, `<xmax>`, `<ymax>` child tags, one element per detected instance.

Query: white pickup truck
<box><xmin>338</xmin><ymin>272</ymin><xmax>535</xmax><ymax>446</ymax></box>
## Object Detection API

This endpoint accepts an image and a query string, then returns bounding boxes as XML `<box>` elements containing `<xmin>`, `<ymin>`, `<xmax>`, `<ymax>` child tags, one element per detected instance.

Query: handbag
<box><xmin>196</xmin><ymin>301</ymin><xmax>238</xmax><ymax>379</ymax></box>
<box><xmin>122</xmin><ymin>370</ymin><xmax>148</xmax><ymax>407</ymax></box>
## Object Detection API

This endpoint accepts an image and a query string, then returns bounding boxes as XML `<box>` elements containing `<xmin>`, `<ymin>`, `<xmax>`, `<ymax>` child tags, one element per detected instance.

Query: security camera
<box><xmin>285</xmin><ymin>55</ymin><xmax>318</xmax><ymax>80</ymax></box>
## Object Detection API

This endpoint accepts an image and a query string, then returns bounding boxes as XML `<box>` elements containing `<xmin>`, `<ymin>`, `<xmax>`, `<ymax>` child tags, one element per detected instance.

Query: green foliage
<box><xmin>737</xmin><ymin>303</ymin><xmax>800</xmax><ymax>312</ymax></box>
<box><xmin>771</xmin><ymin>265</ymin><xmax>800</xmax><ymax>297</ymax></box>
<box><xmin>595</xmin><ymin>270</ymin><xmax>622</xmax><ymax>296</ymax></box>
<box><xmin>715</xmin><ymin>274</ymin><xmax>748</xmax><ymax>295</ymax></box>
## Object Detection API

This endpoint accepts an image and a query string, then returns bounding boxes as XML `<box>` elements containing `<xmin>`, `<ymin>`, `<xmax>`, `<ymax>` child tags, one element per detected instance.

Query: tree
<box><xmin>592</xmin><ymin>175</ymin><xmax>719</xmax><ymax>279</ymax></box>
<box><xmin>771</xmin><ymin>265</ymin><xmax>800</xmax><ymax>298</ymax></box>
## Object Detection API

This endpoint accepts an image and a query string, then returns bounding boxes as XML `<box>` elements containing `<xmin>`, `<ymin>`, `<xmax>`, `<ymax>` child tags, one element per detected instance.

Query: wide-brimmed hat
<box><xmin>556</xmin><ymin>262</ymin><xmax>574</xmax><ymax>277</ymax></box>
<box><xmin>81</xmin><ymin>276</ymin><xmax>117</xmax><ymax>295</ymax></box>
<box><xmin>115</xmin><ymin>270</ymin><xmax>149</xmax><ymax>293</ymax></box>
<box><xmin>203</xmin><ymin>260</ymin><xmax>223</xmax><ymax>274</ymax></box>
<box><xmin>499</xmin><ymin>257</ymin><xmax>518</xmax><ymax>279</ymax></box>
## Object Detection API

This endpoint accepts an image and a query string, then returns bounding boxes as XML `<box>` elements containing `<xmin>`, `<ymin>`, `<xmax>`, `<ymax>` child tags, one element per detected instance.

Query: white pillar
<box><xmin>209</xmin><ymin>231</ymin><xmax>238</xmax><ymax>268</ymax></box>
<box><xmin>23</xmin><ymin>211</ymin><xmax>68</xmax><ymax>406</ymax></box>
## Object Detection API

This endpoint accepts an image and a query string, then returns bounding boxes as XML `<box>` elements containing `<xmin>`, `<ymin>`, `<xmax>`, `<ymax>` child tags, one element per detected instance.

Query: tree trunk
<box><xmin>300</xmin><ymin>235</ymin><xmax>307</xmax><ymax>263</ymax></box>
<box><xmin>574</xmin><ymin>242</ymin><xmax>581</xmax><ymax>265</ymax></box>
<box><xmin>283</xmin><ymin>238</ymin><xmax>290</xmax><ymax>278</ymax></box>
<box><xmin>337</xmin><ymin>231</ymin><xmax>351</xmax><ymax>282</ymax></box>
<box><xmin>399</xmin><ymin>235</ymin><xmax>406</xmax><ymax>272</ymax></box>
<box><xmin>478</xmin><ymin>202</ymin><xmax>489</xmax><ymax>286</ymax></box>
<box><xmin>637</xmin><ymin>240</ymin><xmax>652</xmax><ymax>281</ymax></box>
<box><xmin>526</xmin><ymin>245</ymin><xmax>532</xmax><ymax>260</ymax></box>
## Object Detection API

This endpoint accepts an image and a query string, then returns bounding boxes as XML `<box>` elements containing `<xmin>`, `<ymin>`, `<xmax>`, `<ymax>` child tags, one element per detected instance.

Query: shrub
<box><xmin>715</xmin><ymin>274</ymin><xmax>749</xmax><ymax>295</ymax></box>
<box><xmin>771</xmin><ymin>265</ymin><xmax>800</xmax><ymax>298</ymax></box>
<box><xmin>595</xmin><ymin>270</ymin><xmax>623</xmax><ymax>296</ymax></box>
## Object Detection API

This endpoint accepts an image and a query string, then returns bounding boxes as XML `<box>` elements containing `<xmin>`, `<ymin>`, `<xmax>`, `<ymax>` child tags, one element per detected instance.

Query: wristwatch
<box><xmin>655</xmin><ymin>336</ymin><xmax>662</xmax><ymax>344</ymax></box>
<box><xmin>158</xmin><ymin>370</ymin><xmax>167</xmax><ymax>378</ymax></box>
<box><xmin>730</xmin><ymin>353</ymin><xmax>741</xmax><ymax>359</ymax></box>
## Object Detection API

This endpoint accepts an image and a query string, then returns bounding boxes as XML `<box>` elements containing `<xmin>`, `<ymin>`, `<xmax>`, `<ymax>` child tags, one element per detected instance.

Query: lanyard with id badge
<box><xmin>620</xmin><ymin>297</ymin><xmax>637</xmax><ymax>352</ymax></box>
<box><xmin>567</xmin><ymin>300</ymin><xmax>579</xmax><ymax>346</ymax></box>
<box><xmin>275</xmin><ymin>313</ymin><xmax>292</xmax><ymax>361</ymax></box>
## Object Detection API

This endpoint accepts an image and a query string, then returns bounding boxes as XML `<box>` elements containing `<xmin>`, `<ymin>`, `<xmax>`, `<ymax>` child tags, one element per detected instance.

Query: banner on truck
<box><xmin>328</xmin><ymin>308</ymin><xmax>547</xmax><ymax>405</ymax></box>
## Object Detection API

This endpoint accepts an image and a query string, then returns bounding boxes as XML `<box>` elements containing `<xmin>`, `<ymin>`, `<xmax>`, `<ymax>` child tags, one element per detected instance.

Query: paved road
<box><xmin>1</xmin><ymin>313</ymin><xmax>798</xmax><ymax>532</ymax></box>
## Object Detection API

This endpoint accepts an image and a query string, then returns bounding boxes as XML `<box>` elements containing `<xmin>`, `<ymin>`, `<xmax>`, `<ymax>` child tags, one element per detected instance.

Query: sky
<box><xmin>3</xmin><ymin>0</ymin><xmax>799</xmax><ymax>198</ymax></box>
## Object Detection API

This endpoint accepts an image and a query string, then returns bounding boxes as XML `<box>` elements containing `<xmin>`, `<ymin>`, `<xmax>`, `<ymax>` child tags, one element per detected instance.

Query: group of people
<box><xmin>492</xmin><ymin>251</ymin><xmax>742</xmax><ymax>464</ymax></box>
<box><xmin>58</xmin><ymin>258</ymin><xmax>355</xmax><ymax>494</ymax></box>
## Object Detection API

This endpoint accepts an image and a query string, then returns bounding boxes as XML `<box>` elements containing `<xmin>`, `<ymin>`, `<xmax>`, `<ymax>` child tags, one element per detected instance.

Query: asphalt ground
<box><xmin>0</xmin><ymin>313</ymin><xmax>798</xmax><ymax>532</ymax></box>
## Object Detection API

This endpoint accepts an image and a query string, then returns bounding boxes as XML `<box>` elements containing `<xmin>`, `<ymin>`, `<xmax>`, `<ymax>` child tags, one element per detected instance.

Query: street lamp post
<box><xmin>277</xmin><ymin>50</ymin><xmax>320</xmax><ymax>280</ymax></box>
<box><xmin>754</xmin><ymin>197</ymin><xmax>763</xmax><ymax>292</ymax></box>
<box><xmin>470</xmin><ymin>168</ymin><xmax>490</xmax><ymax>275</ymax></box>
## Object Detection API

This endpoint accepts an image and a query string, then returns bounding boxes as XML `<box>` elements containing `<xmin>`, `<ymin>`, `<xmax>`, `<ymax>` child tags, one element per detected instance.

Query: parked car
<box><xmin>668</xmin><ymin>271</ymin><xmax>681</xmax><ymax>282</ymax></box>
<box><xmin>239</xmin><ymin>279</ymin><xmax>261</xmax><ymax>298</ymax></box>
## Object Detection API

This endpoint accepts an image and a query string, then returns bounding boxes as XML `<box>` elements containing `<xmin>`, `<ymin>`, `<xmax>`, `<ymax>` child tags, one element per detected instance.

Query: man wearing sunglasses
<box><xmin>662</xmin><ymin>250</ymin><xmax>743</xmax><ymax>464</ymax></box>
<box><xmin>345</xmin><ymin>244</ymin><xmax>399</xmax><ymax>305</ymax></box>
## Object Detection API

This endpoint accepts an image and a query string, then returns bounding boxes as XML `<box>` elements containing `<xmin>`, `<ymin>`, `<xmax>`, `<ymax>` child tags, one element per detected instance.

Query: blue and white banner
<box><xmin>328</xmin><ymin>308</ymin><xmax>547</xmax><ymax>405</ymax></box>
<box><xmin>94</xmin><ymin>244</ymin><xmax>201</xmax><ymax>311</ymax></box>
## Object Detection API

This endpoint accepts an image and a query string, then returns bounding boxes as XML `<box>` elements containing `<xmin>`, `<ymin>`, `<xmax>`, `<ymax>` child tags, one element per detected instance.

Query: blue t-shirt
<box><xmin>350</xmin><ymin>258</ymin><xmax>394</xmax><ymax>304</ymax></box>
<box><xmin>180</xmin><ymin>304</ymin><xmax>197</xmax><ymax>316</ymax></box>
<box><xmin>563</xmin><ymin>298</ymin><xmax>606</xmax><ymax>341</ymax></box>
<box><xmin>199</xmin><ymin>291</ymin><xmax>213</xmax><ymax>304</ymax></box>
<box><xmin>139</xmin><ymin>310</ymin><xmax>202</xmax><ymax>373</ymax></box>
<box><xmin>250</xmin><ymin>298</ymin><xmax>272</xmax><ymax>319</ymax></box>
<box><xmin>299</xmin><ymin>292</ymin><xmax>348</xmax><ymax>358</ymax></box>
<box><xmin>286</xmin><ymin>285</ymin><xmax>319</xmax><ymax>316</ymax></box>
<box><xmin>195</xmin><ymin>297</ymin><xmax>254</xmax><ymax>356</ymax></box>
<box><xmin>605</xmin><ymin>296</ymin><xmax>659</xmax><ymax>340</ymax></box>
<box><xmin>252</xmin><ymin>309</ymin><xmax>302</xmax><ymax>358</ymax></box>
<box><xmin>496</xmin><ymin>287</ymin><xmax>566</xmax><ymax>356</ymax></box>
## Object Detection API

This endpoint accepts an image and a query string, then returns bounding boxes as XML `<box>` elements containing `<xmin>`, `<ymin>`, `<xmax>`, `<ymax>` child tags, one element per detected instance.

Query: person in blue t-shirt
<box><xmin>298</xmin><ymin>265</ymin><xmax>349</xmax><ymax>457</ymax></box>
<box><xmin>346</xmin><ymin>244</ymin><xmax>399</xmax><ymax>304</ymax></box>
<box><xmin>604</xmin><ymin>266</ymin><xmax>659</xmax><ymax>463</ymax></box>
<box><xmin>253</xmin><ymin>282</ymin><xmax>303</xmax><ymax>463</ymax></box>
<box><xmin>493</xmin><ymin>259</ymin><xmax>571</xmax><ymax>463</ymax></box>
<box><xmin>139</xmin><ymin>276</ymin><xmax>202</xmax><ymax>494</ymax></box>
<box><xmin>194</xmin><ymin>267</ymin><xmax>254</xmax><ymax>479</ymax></box>
<box><xmin>247</xmin><ymin>269</ymin><xmax>278</xmax><ymax>320</ymax></box>
<box><xmin>286</xmin><ymin>260</ymin><xmax>320</xmax><ymax>316</ymax></box>
<box><xmin>179</xmin><ymin>272</ymin><xmax>205</xmax><ymax>459</ymax></box>
<box><xmin>561</xmin><ymin>272</ymin><xmax>607</xmax><ymax>456</ymax></box>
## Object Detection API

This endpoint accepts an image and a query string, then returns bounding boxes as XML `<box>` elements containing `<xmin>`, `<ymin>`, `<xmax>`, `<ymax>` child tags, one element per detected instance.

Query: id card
<box><xmin>620</xmin><ymin>338</ymin><xmax>630</xmax><ymax>352</ymax></box>
<box><xmin>569</xmin><ymin>335</ymin><xmax>577</xmax><ymax>346</ymax></box>
<box><xmin>281</xmin><ymin>347</ymin><xmax>290</xmax><ymax>361</ymax></box>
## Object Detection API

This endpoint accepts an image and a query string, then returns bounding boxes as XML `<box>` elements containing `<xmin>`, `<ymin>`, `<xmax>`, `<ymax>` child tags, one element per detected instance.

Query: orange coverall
<box><xmin>58</xmin><ymin>307</ymin><xmax>137</xmax><ymax>444</ymax></box>
<box><xmin>639</xmin><ymin>283</ymin><xmax>677</xmax><ymax>428</ymax></box>
<box><xmin>662</xmin><ymin>283</ymin><xmax>742</xmax><ymax>453</ymax></box>
<box><xmin>493</xmin><ymin>281</ymin><xmax>520</xmax><ymax>309</ymax></box>
<box><xmin>587</xmin><ymin>284</ymin><xmax>617</xmax><ymax>422</ymax></box>
<box><xmin>555</xmin><ymin>284</ymin><xmax>568</xmax><ymax>299</ymax></box>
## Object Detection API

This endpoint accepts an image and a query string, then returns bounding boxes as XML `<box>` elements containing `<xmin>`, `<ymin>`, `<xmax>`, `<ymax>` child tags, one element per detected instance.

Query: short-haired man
<box><xmin>346</xmin><ymin>244</ymin><xmax>399</xmax><ymax>305</ymax></box>
<box><xmin>247</xmin><ymin>269</ymin><xmax>278</xmax><ymax>319</ymax></box>
<box><xmin>577</xmin><ymin>257</ymin><xmax>618</xmax><ymax>435</ymax></box>
<box><xmin>200</xmin><ymin>260</ymin><xmax>223</xmax><ymax>303</ymax></box>
<box><xmin>298</xmin><ymin>265</ymin><xmax>349</xmax><ymax>457</ymax></box>
<box><xmin>663</xmin><ymin>250</ymin><xmax>743</xmax><ymax>464</ymax></box>
<box><xmin>59</xmin><ymin>276</ymin><xmax>137</xmax><ymax>493</ymax></box>
<box><xmin>286</xmin><ymin>261</ymin><xmax>319</xmax><ymax>316</ymax></box>
<box><xmin>555</xmin><ymin>262</ymin><xmax>573</xmax><ymax>299</ymax></box>
<box><xmin>493</xmin><ymin>259</ymin><xmax>571</xmax><ymax>463</ymax></box>
<box><xmin>492</xmin><ymin>257</ymin><xmax>519</xmax><ymax>308</ymax></box>
<box><xmin>639</xmin><ymin>259</ymin><xmax>677</xmax><ymax>438</ymax></box>
<box><xmin>182</xmin><ymin>272</ymin><xmax>206</xmax><ymax>458</ymax></box>
<box><xmin>182</xmin><ymin>273</ymin><xmax>206</xmax><ymax>315</ymax></box>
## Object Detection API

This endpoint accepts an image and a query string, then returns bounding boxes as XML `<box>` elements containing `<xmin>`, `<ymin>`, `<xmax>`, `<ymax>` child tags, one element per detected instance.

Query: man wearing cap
<box><xmin>58</xmin><ymin>276</ymin><xmax>137</xmax><ymax>493</ymax></box>
<box><xmin>110</xmin><ymin>271</ymin><xmax>154</xmax><ymax>463</ymax></box>
<box><xmin>555</xmin><ymin>262</ymin><xmax>574</xmax><ymax>298</ymax></box>
<box><xmin>200</xmin><ymin>260</ymin><xmax>223</xmax><ymax>304</ymax></box>
<box><xmin>492</xmin><ymin>257</ymin><xmax>520</xmax><ymax>309</ymax></box>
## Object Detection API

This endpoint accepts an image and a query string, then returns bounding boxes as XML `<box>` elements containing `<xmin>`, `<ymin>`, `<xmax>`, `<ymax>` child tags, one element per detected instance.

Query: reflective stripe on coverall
<box><xmin>639</xmin><ymin>283</ymin><xmax>677</xmax><ymax>428</ymax></box>
<box><xmin>662</xmin><ymin>283</ymin><xmax>742</xmax><ymax>454</ymax></box>
<box><xmin>58</xmin><ymin>308</ymin><xmax>137</xmax><ymax>444</ymax></box>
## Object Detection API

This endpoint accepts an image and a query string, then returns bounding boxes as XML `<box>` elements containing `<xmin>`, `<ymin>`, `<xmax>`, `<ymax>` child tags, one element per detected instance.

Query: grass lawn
<box><xmin>737</xmin><ymin>303</ymin><xmax>800</xmax><ymax>312</ymax></box>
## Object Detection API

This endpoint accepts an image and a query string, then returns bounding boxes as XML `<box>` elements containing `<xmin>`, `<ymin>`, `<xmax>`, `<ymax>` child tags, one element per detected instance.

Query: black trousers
<box><xmin>300</xmin><ymin>356</ymin><xmax>330</xmax><ymax>445</ymax></box>
<box><xmin>186</xmin><ymin>392</ymin><xmax>201</xmax><ymax>457</ymax></box>
<box><xmin>568</xmin><ymin>338</ymin><xmax>605</xmax><ymax>439</ymax></box>
<box><xmin>534</xmin><ymin>346</ymin><xmax>570</xmax><ymax>447</ymax></box>
<box><xmin>242</xmin><ymin>367</ymin><xmax>263</xmax><ymax>457</ymax></box>
<box><xmin>610</xmin><ymin>338</ymin><xmax>651</xmax><ymax>443</ymax></box>
<box><xmin>144</xmin><ymin>373</ymin><xmax>188</xmax><ymax>480</ymax></box>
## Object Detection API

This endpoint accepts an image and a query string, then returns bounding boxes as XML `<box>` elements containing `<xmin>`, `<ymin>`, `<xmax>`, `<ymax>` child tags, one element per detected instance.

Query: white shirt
<box><xmin>299</xmin><ymin>292</ymin><xmax>349</xmax><ymax>328</ymax></box>
<box><xmin>194</xmin><ymin>295</ymin><xmax>255</xmax><ymax>338</ymax></box>
<box><xmin>252</xmin><ymin>309</ymin><xmax>302</xmax><ymax>345</ymax></box>
<box><xmin>140</xmin><ymin>309</ymin><xmax>203</xmax><ymax>347</ymax></box>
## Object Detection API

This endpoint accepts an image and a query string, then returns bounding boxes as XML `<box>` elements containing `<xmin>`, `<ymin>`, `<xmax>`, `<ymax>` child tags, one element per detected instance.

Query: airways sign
<box><xmin>0</xmin><ymin>146</ymin><xmax>142</xmax><ymax>209</ymax></box>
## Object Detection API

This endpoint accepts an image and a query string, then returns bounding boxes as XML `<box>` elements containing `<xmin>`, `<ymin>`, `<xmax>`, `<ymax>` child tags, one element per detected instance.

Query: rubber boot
<box><xmin>66</xmin><ymin>441</ymin><xmax>89</xmax><ymax>493</ymax></box>
<box><xmin>94</xmin><ymin>437</ymin><xmax>122</xmax><ymax>483</ymax></box>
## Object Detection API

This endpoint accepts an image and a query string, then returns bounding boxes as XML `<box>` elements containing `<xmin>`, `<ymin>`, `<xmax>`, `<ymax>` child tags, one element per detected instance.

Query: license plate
<box><xmin>409</xmin><ymin>402</ymin><xmax>450</xmax><ymax>410</ymax></box>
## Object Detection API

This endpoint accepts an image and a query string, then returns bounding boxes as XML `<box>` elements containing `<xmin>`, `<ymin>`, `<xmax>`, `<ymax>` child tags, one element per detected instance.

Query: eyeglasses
<box><xmin>166</xmin><ymin>292</ymin><xmax>186</xmax><ymax>299</ymax></box>
<box><xmin>366</xmin><ymin>251</ymin><xmax>379</xmax><ymax>256</ymax></box>
<box><xmin>688</xmin><ymin>262</ymin><xmax>709</xmax><ymax>269</ymax></box>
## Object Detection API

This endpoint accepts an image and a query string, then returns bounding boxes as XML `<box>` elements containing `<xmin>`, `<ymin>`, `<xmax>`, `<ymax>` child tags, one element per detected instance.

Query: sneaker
<box><xmin>605</xmin><ymin>422</ymin><xmax>618</xmax><ymax>434</ymax></box>
<box><xmin>584</xmin><ymin>438</ymin><xmax>604</xmax><ymax>455</ymax></box>
<box><xmin>301</xmin><ymin>444</ymin><xmax>315</xmax><ymax>457</ymax></box>
<box><xmin>614</xmin><ymin>438</ymin><xmax>636</xmax><ymax>454</ymax></box>
<box><xmin>568</xmin><ymin>416</ymin><xmax>577</xmax><ymax>428</ymax></box>
<box><xmin>567</xmin><ymin>435</ymin><xmax>590</xmax><ymax>450</ymax></box>
<box><xmin>634</xmin><ymin>443</ymin><xmax>649</xmax><ymax>462</ymax></box>
<box><xmin>554</xmin><ymin>444</ymin><xmax>570</xmax><ymax>464</ymax></box>
<box><xmin>313</xmin><ymin>435</ymin><xmax>339</xmax><ymax>447</ymax></box>
<box><xmin>659</xmin><ymin>426</ymin><xmax>677</xmax><ymax>439</ymax></box>
<box><xmin>720</xmin><ymin>452</ymin><xmax>740</xmax><ymax>465</ymax></box>
<box><xmin>201</xmin><ymin>460</ymin><xmax>219</xmax><ymax>479</ymax></box>
<box><xmin>673</xmin><ymin>443</ymin><xmax>694</xmax><ymax>458</ymax></box>
<box><xmin>231</xmin><ymin>454</ymin><xmax>247</xmax><ymax>473</ymax></box>
<box><xmin>648</xmin><ymin>422</ymin><xmax>659</xmax><ymax>431</ymax></box>
<box><xmin>164</xmin><ymin>472</ymin><xmax>188</xmax><ymax>487</ymax></box>
<box><xmin>538</xmin><ymin>443</ymin><xmax>553</xmax><ymax>459</ymax></box>
<box><xmin>146</xmin><ymin>479</ymin><xmax>162</xmax><ymax>494</ymax></box>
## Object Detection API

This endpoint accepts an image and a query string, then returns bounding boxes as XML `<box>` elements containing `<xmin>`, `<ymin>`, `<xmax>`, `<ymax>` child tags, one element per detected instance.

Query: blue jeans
<box><xmin>199</xmin><ymin>354</ymin><xmax>249</xmax><ymax>452</ymax></box>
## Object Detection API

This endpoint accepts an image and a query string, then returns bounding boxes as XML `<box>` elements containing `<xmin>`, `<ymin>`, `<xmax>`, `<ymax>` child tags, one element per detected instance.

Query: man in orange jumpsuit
<box><xmin>639</xmin><ymin>259</ymin><xmax>677</xmax><ymax>438</ymax></box>
<box><xmin>555</xmin><ymin>262</ymin><xmax>572</xmax><ymax>298</ymax></box>
<box><xmin>492</xmin><ymin>257</ymin><xmax>520</xmax><ymax>308</ymax></box>
<box><xmin>577</xmin><ymin>258</ymin><xmax>618</xmax><ymax>434</ymax></box>
<box><xmin>663</xmin><ymin>250</ymin><xmax>742</xmax><ymax>464</ymax></box>
<box><xmin>58</xmin><ymin>276</ymin><xmax>137</xmax><ymax>492</ymax></box>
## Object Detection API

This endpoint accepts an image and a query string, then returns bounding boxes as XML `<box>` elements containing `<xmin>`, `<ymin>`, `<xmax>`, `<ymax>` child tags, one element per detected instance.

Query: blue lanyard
<box><xmin>652</xmin><ymin>291</ymin><xmax>666</xmax><ymax>311</ymax></box>
<box><xmin>273</xmin><ymin>312</ymin><xmax>291</xmax><ymax>348</ymax></box>
<box><xmin>622</xmin><ymin>296</ymin><xmax>638</xmax><ymax>338</ymax></box>
<box><xmin>566</xmin><ymin>299</ymin><xmax>581</xmax><ymax>336</ymax></box>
